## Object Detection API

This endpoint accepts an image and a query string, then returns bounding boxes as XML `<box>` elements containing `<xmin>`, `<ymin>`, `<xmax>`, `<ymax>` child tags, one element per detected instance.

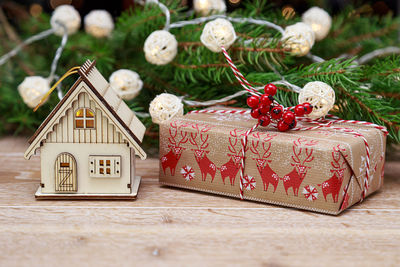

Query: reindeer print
<box><xmin>250</xmin><ymin>132</ymin><xmax>279</xmax><ymax>192</ymax></box>
<box><xmin>161</xmin><ymin>122</ymin><xmax>188</xmax><ymax>175</ymax></box>
<box><xmin>282</xmin><ymin>138</ymin><xmax>318</xmax><ymax>196</ymax></box>
<box><xmin>219</xmin><ymin>129</ymin><xmax>247</xmax><ymax>186</ymax></box>
<box><xmin>318</xmin><ymin>145</ymin><xmax>348</xmax><ymax>203</ymax></box>
<box><xmin>189</xmin><ymin>124</ymin><xmax>217</xmax><ymax>182</ymax></box>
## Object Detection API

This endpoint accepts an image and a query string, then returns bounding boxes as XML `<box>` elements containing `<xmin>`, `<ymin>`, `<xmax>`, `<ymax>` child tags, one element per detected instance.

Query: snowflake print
<box><xmin>243</xmin><ymin>175</ymin><xmax>256</xmax><ymax>191</ymax></box>
<box><xmin>180</xmin><ymin>165</ymin><xmax>195</xmax><ymax>181</ymax></box>
<box><xmin>302</xmin><ymin>185</ymin><xmax>318</xmax><ymax>201</ymax></box>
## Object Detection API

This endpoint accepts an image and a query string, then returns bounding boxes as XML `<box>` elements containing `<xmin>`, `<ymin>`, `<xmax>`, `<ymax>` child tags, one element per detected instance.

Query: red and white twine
<box><xmin>221</xmin><ymin>46</ymin><xmax>260</xmax><ymax>96</ymax></box>
<box><xmin>238</xmin><ymin>123</ymin><xmax>260</xmax><ymax>199</ymax></box>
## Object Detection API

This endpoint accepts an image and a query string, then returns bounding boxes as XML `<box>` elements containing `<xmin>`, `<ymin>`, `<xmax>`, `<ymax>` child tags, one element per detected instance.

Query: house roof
<box><xmin>24</xmin><ymin>60</ymin><xmax>147</xmax><ymax>160</ymax></box>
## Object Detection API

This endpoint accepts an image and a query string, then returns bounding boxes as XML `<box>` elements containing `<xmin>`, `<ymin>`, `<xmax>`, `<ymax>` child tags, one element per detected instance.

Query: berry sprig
<box><xmin>247</xmin><ymin>83</ymin><xmax>313</xmax><ymax>132</ymax></box>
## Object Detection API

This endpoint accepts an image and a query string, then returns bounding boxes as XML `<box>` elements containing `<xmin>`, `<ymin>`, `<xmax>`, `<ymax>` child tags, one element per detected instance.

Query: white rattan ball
<box><xmin>109</xmin><ymin>69</ymin><xmax>143</xmax><ymax>101</ymax></box>
<box><xmin>50</xmin><ymin>5</ymin><xmax>81</xmax><ymax>36</ymax></box>
<box><xmin>149</xmin><ymin>93</ymin><xmax>184</xmax><ymax>124</ymax></box>
<box><xmin>84</xmin><ymin>10</ymin><xmax>114</xmax><ymax>38</ymax></box>
<box><xmin>193</xmin><ymin>0</ymin><xmax>226</xmax><ymax>15</ymax></box>
<box><xmin>200</xmin><ymin>18</ymin><xmax>236</xmax><ymax>52</ymax></box>
<box><xmin>281</xmin><ymin>22</ymin><xmax>315</xmax><ymax>56</ymax></box>
<box><xmin>302</xmin><ymin>7</ymin><xmax>332</xmax><ymax>41</ymax></box>
<box><xmin>144</xmin><ymin>30</ymin><xmax>178</xmax><ymax>65</ymax></box>
<box><xmin>18</xmin><ymin>76</ymin><xmax>50</xmax><ymax>108</ymax></box>
<box><xmin>298</xmin><ymin>81</ymin><xmax>335</xmax><ymax>119</ymax></box>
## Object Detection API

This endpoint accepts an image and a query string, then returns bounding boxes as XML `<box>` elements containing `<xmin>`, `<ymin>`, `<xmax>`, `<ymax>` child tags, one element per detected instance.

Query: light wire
<box><xmin>0</xmin><ymin>28</ymin><xmax>55</xmax><ymax>66</ymax></box>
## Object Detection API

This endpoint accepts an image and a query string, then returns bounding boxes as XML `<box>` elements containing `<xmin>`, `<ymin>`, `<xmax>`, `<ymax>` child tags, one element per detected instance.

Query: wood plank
<box><xmin>96</xmin><ymin>108</ymin><xmax>102</xmax><ymax>143</ymax></box>
<box><xmin>90</xmin><ymin>101</ymin><xmax>96</xmax><ymax>143</ymax></box>
<box><xmin>67</xmin><ymin>108</ymin><xmax>73</xmax><ymax>143</ymax></box>
<box><xmin>0</xmin><ymin>137</ymin><xmax>399</xmax><ymax>266</ymax></box>
<box><xmin>0</xmin><ymin>207</ymin><xmax>399</xmax><ymax>266</ymax></box>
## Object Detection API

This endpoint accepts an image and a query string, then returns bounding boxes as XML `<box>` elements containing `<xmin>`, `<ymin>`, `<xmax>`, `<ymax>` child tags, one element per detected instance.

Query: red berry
<box><xmin>282</xmin><ymin>111</ymin><xmax>295</xmax><ymax>124</ymax></box>
<box><xmin>259</xmin><ymin>116</ymin><xmax>271</xmax><ymax>127</ymax></box>
<box><xmin>289</xmin><ymin>118</ymin><xmax>297</xmax><ymax>129</ymax></box>
<box><xmin>247</xmin><ymin>96</ymin><xmax>259</xmax><ymax>108</ymax></box>
<box><xmin>264</xmin><ymin>83</ymin><xmax>277</xmax><ymax>96</ymax></box>
<box><xmin>270</xmin><ymin>106</ymin><xmax>283</xmax><ymax>120</ymax></box>
<box><xmin>250</xmin><ymin>108</ymin><xmax>261</xmax><ymax>119</ymax></box>
<box><xmin>294</xmin><ymin>104</ymin><xmax>305</xmax><ymax>116</ymax></box>
<box><xmin>303</xmin><ymin>103</ymin><xmax>313</xmax><ymax>114</ymax></box>
<box><xmin>259</xmin><ymin>104</ymin><xmax>269</xmax><ymax>115</ymax></box>
<box><xmin>260</xmin><ymin>94</ymin><xmax>272</xmax><ymax>106</ymax></box>
<box><xmin>277</xmin><ymin>120</ymin><xmax>290</xmax><ymax>132</ymax></box>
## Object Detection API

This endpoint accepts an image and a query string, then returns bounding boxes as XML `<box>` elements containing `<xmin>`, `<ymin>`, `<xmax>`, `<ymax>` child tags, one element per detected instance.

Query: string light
<box><xmin>298</xmin><ymin>81</ymin><xmax>335</xmax><ymax>119</ymax></box>
<box><xmin>109</xmin><ymin>69</ymin><xmax>143</xmax><ymax>100</ymax></box>
<box><xmin>281</xmin><ymin>22</ymin><xmax>315</xmax><ymax>56</ymax></box>
<box><xmin>200</xmin><ymin>18</ymin><xmax>237</xmax><ymax>52</ymax></box>
<box><xmin>149</xmin><ymin>93</ymin><xmax>184</xmax><ymax>123</ymax></box>
<box><xmin>84</xmin><ymin>10</ymin><xmax>114</xmax><ymax>38</ymax></box>
<box><xmin>50</xmin><ymin>5</ymin><xmax>81</xmax><ymax>36</ymax></box>
<box><xmin>18</xmin><ymin>76</ymin><xmax>50</xmax><ymax>108</ymax></box>
<box><xmin>144</xmin><ymin>30</ymin><xmax>178</xmax><ymax>65</ymax></box>
<box><xmin>193</xmin><ymin>0</ymin><xmax>226</xmax><ymax>15</ymax></box>
<box><xmin>302</xmin><ymin>7</ymin><xmax>332</xmax><ymax>41</ymax></box>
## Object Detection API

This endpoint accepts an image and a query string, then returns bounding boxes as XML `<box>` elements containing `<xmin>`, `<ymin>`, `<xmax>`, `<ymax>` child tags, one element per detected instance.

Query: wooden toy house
<box><xmin>24</xmin><ymin>60</ymin><xmax>147</xmax><ymax>199</ymax></box>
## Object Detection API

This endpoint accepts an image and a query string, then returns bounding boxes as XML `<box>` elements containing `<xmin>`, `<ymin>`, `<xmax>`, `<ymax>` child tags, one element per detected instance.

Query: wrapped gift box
<box><xmin>159</xmin><ymin>108</ymin><xmax>386</xmax><ymax>215</ymax></box>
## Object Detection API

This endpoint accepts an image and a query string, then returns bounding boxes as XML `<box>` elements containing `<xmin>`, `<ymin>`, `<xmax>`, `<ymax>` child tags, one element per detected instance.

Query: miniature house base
<box><xmin>35</xmin><ymin>176</ymin><xmax>141</xmax><ymax>200</ymax></box>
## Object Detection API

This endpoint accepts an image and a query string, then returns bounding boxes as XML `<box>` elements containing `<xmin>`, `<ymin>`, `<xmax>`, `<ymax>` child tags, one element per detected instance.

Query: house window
<box><xmin>75</xmin><ymin>108</ymin><xmax>95</xmax><ymax>129</ymax></box>
<box><xmin>89</xmin><ymin>156</ymin><xmax>121</xmax><ymax>178</ymax></box>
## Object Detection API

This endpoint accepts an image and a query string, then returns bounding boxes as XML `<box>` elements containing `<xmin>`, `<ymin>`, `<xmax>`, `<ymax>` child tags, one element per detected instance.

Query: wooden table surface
<box><xmin>0</xmin><ymin>137</ymin><xmax>399</xmax><ymax>267</ymax></box>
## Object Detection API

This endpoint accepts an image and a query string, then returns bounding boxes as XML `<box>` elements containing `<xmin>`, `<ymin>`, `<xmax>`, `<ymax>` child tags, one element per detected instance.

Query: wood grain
<box><xmin>0</xmin><ymin>136</ymin><xmax>399</xmax><ymax>266</ymax></box>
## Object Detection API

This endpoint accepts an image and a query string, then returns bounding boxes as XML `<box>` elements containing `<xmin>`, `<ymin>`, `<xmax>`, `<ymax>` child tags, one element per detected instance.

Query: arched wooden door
<box><xmin>55</xmin><ymin>153</ymin><xmax>77</xmax><ymax>192</ymax></box>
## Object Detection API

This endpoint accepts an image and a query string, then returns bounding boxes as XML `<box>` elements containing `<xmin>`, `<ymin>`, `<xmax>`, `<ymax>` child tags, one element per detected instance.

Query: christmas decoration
<box><xmin>200</xmin><ymin>18</ymin><xmax>237</xmax><ymax>52</ymax></box>
<box><xmin>24</xmin><ymin>60</ymin><xmax>147</xmax><ymax>200</ymax></box>
<box><xmin>281</xmin><ymin>22</ymin><xmax>315</xmax><ymax>56</ymax></box>
<box><xmin>159</xmin><ymin>109</ymin><xmax>387</xmax><ymax>214</ymax></box>
<box><xmin>149</xmin><ymin>93</ymin><xmax>184</xmax><ymax>124</ymax></box>
<box><xmin>181</xmin><ymin>165</ymin><xmax>195</xmax><ymax>181</ymax></box>
<box><xmin>302</xmin><ymin>7</ymin><xmax>332</xmax><ymax>41</ymax></box>
<box><xmin>50</xmin><ymin>5</ymin><xmax>81</xmax><ymax>36</ymax></box>
<box><xmin>298</xmin><ymin>81</ymin><xmax>335</xmax><ymax>119</ymax></box>
<box><xmin>84</xmin><ymin>10</ymin><xmax>114</xmax><ymax>38</ymax></box>
<box><xmin>109</xmin><ymin>69</ymin><xmax>143</xmax><ymax>100</ymax></box>
<box><xmin>144</xmin><ymin>30</ymin><xmax>178</xmax><ymax>65</ymax></box>
<box><xmin>303</xmin><ymin>185</ymin><xmax>319</xmax><ymax>201</ymax></box>
<box><xmin>18</xmin><ymin>76</ymin><xmax>50</xmax><ymax>108</ymax></box>
<box><xmin>193</xmin><ymin>0</ymin><xmax>226</xmax><ymax>15</ymax></box>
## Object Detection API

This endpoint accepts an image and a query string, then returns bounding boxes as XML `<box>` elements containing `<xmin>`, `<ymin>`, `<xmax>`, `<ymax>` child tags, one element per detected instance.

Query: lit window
<box><xmin>75</xmin><ymin>108</ymin><xmax>95</xmax><ymax>129</ymax></box>
<box><xmin>89</xmin><ymin>156</ymin><xmax>121</xmax><ymax>178</ymax></box>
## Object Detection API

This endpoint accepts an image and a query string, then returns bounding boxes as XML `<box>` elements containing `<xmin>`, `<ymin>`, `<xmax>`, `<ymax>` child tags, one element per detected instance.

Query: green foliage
<box><xmin>0</xmin><ymin>0</ymin><xmax>399</xmax><ymax>146</ymax></box>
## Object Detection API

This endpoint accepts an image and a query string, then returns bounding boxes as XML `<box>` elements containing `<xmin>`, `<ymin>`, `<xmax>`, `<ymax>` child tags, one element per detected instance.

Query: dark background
<box><xmin>0</xmin><ymin>0</ymin><xmax>399</xmax><ymax>22</ymax></box>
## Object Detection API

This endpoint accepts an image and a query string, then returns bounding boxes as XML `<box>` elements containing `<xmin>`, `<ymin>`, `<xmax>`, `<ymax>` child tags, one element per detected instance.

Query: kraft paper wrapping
<box><xmin>159</xmin><ymin>108</ymin><xmax>386</xmax><ymax>215</ymax></box>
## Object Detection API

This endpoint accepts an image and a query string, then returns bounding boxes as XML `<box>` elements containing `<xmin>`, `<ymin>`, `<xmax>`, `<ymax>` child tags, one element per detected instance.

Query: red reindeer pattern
<box><xmin>318</xmin><ymin>145</ymin><xmax>348</xmax><ymax>203</ymax></box>
<box><xmin>161</xmin><ymin>122</ymin><xmax>189</xmax><ymax>175</ymax></box>
<box><xmin>190</xmin><ymin>124</ymin><xmax>217</xmax><ymax>182</ymax></box>
<box><xmin>219</xmin><ymin>129</ymin><xmax>247</xmax><ymax>186</ymax></box>
<box><xmin>282</xmin><ymin>138</ymin><xmax>317</xmax><ymax>196</ymax></box>
<box><xmin>250</xmin><ymin>132</ymin><xmax>279</xmax><ymax>192</ymax></box>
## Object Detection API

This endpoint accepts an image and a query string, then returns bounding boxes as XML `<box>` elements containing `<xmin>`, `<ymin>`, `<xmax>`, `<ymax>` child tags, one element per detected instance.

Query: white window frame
<box><xmin>89</xmin><ymin>156</ymin><xmax>121</xmax><ymax>178</ymax></box>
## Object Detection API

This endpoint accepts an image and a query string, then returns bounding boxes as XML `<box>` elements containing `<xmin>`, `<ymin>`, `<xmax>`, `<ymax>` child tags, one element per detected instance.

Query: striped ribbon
<box><xmin>221</xmin><ymin>46</ymin><xmax>260</xmax><ymax>96</ymax></box>
<box><xmin>238</xmin><ymin>123</ymin><xmax>260</xmax><ymax>199</ymax></box>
